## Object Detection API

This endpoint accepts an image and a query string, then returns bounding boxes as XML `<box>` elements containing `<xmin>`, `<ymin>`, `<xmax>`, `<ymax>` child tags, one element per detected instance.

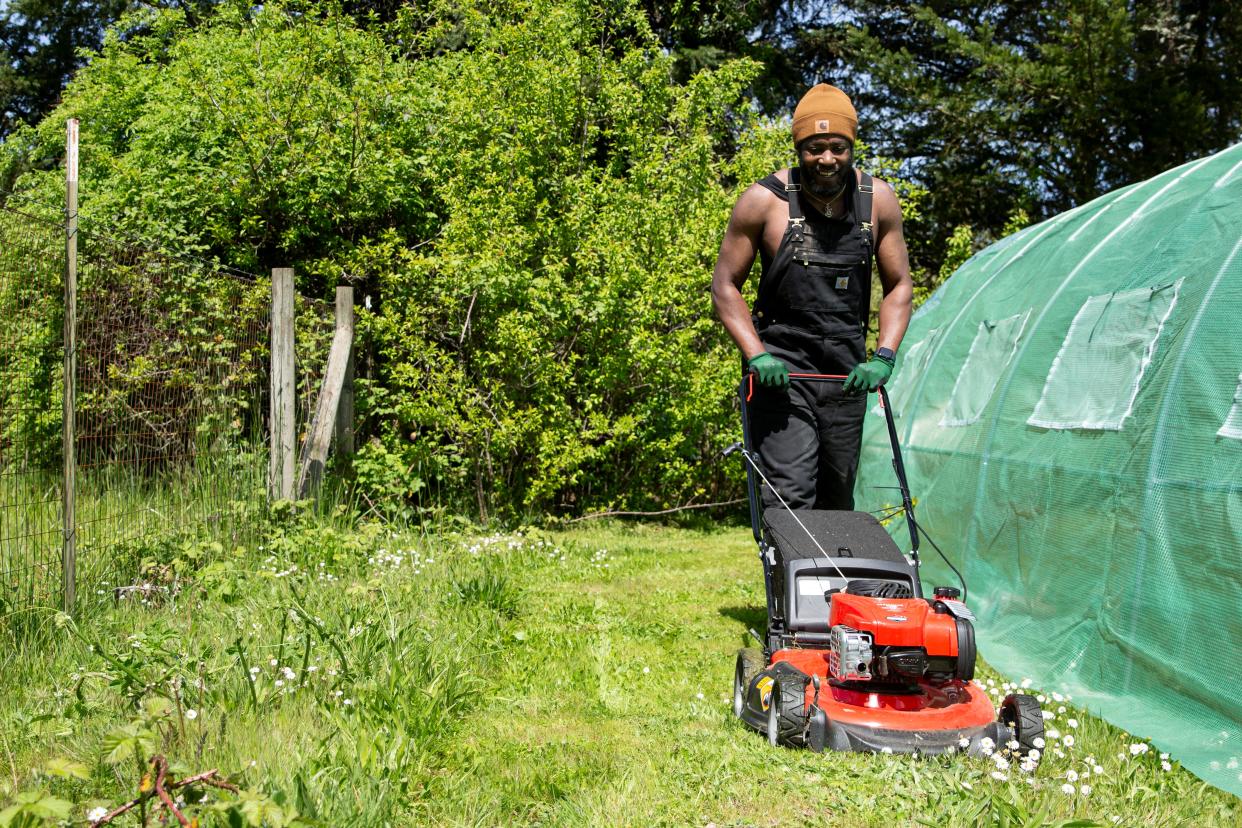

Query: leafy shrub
<box><xmin>4</xmin><ymin>0</ymin><xmax>927</xmax><ymax>518</ymax></box>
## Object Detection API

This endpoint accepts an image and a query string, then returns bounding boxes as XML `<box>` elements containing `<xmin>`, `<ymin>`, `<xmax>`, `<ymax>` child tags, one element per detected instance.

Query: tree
<box><xmin>0</xmin><ymin>0</ymin><xmax>223</xmax><ymax>138</ymax></box>
<box><xmin>837</xmin><ymin>1</ymin><xmax>1242</xmax><ymax>265</ymax></box>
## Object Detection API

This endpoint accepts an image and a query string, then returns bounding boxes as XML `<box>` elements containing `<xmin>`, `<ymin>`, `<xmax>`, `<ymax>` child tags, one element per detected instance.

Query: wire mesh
<box><xmin>71</xmin><ymin>223</ymin><xmax>272</xmax><ymax>605</ymax></box>
<box><xmin>0</xmin><ymin>205</ymin><xmax>337</xmax><ymax>621</ymax></box>
<box><xmin>0</xmin><ymin>208</ymin><xmax>65</xmax><ymax>621</ymax></box>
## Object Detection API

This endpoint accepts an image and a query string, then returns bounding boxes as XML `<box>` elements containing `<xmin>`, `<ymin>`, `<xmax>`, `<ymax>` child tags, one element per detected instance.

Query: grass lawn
<box><xmin>0</xmin><ymin>517</ymin><xmax>1236</xmax><ymax>827</ymax></box>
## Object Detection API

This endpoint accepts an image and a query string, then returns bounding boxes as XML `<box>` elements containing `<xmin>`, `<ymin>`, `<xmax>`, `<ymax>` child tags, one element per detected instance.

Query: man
<box><xmin>711</xmin><ymin>83</ymin><xmax>913</xmax><ymax>511</ymax></box>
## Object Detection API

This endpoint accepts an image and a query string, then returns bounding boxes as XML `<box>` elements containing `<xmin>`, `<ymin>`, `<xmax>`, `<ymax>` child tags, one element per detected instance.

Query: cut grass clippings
<box><xmin>0</xmin><ymin>519</ymin><xmax>1237</xmax><ymax>827</ymax></box>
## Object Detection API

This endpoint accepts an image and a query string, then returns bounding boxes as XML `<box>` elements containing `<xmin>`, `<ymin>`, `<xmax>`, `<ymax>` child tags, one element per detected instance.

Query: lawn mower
<box><xmin>725</xmin><ymin>372</ymin><xmax>1044</xmax><ymax>760</ymax></box>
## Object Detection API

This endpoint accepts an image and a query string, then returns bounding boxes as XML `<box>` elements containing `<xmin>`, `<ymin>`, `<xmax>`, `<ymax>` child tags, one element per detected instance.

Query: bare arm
<box><xmin>710</xmin><ymin>184</ymin><xmax>773</xmax><ymax>361</ymax></box>
<box><xmin>871</xmin><ymin>178</ymin><xmax>913</xmax><ymax>354</ymax></box>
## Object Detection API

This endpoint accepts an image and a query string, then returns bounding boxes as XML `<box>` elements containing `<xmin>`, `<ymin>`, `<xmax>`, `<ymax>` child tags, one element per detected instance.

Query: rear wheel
<box><xmin>733</xmin><ymin>648</ymin><xmax>763</xmax><ymax>719</ymax></box>
<box><xmin>1000</xmin><ymin>693</ymin><xmax>1045</xmax><ymax>764</ymax></box>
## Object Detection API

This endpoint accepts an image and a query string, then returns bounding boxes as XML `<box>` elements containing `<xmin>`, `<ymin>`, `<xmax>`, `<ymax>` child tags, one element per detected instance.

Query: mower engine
<box><xmin>827</xmin><ymin>587</ymin><xmax>976</xmax><ymax>685</ymax></box>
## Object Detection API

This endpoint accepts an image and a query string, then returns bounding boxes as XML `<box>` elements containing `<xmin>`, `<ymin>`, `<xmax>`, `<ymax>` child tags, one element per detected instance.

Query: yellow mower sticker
<box><xmin>756</xmin><ymin>675</ymin><xmax>774</xmax><ymax>711</ymax></box>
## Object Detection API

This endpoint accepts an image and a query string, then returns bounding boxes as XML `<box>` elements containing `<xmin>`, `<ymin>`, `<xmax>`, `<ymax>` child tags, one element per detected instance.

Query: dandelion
<box><xmin>249</xmin><ymin>666</ymin><xmax>260</xmax><ymax>675</ymax></box>
<box><xmin>979</xmin><ymin>736</ymin><xmax>995</xmax><ymax>750</ymax></box>
<box><xmin>1066</xmin><ymin>769</ymin><xmax>1079</xmax><ymax>782</ymax></box>
<box><xmin>184</xmin><ymin>709</ymin><xmax>198</xmax><ymax>720</ymax></box>
<box><xmin>1007</xmin><ymin>739</ymin><xmax>1020</xmax><ymax>751</ymax></box>
<box><xmin>881</xmin><ymin>747</ymin><xmax>893</xmax><ymax>754</ymax></box>
<box><xmin>1080</xmin><ymin>784</ymin><xmax>1092</xmax><ymax>796</ymax></box>
<box><xmin>1161</xmin><ymin>760</ymin><xmax>1173</xmax><ymax>772</ymax></box>
<box><xmin>269</xmin><ymin>658</ymin><xmax>278</xmax><ymax>666</ymax></box>
<box><xmin>1046</xmin><ymin>728</ymin><xmax>1061</xmax><ymax>740</ymax></box>
<box><xmin>1093</xmin><ymin>764</ymin><xmax>1104</xmax><ymax>775</ymax></box>
<box><xmin>993</xmin><ymin>756</ymin><xmax>1010</xmax><ymax>771</ymax></box>
<box><xmin>1032</xmin><ymin>737</ymin><xmax>1045</xmax><ymax>749</ymax></box>
<box><xmin>1061</xmin><ymin>783</ymin><xmax>1075</xmax><ymax>795</ymax></box>
<box><xmin>1130</xmin><ymin>742</ymin><xmax>1150</xmax><ymax>756</ymax></box>
<box><xmin>1052</xmin><ymin>692</ymin><xmax>1064</xmax><ymax>702</ymax></box>
<box><xmin>274</xmin><ymin>679</ymin><xmax>284</xmax><ymax>688</ymax></box>
<box><xmin>1063</xmin><ymin>735</ymin><xmax>1075</xmax><ymax>747</ymax></box>
<box><xmin>1160</xmin><ymin>752</ymin><xmax>1169</xmax><ymax>760</ymax></box>
<box><xmin>1020</xmin><ymin>759</ymin><xmax>1037</xmax><ymax>773</ymax></box>
<box><xmin>642</xmin><ymin>667</ymin><xmax>650</xmax><ymax>674</ymax></box>
<box><xmin>1037</xmin><ymin>694</ymin><xmax>1047</xmax><ymax>703</ymax></box>
<box><xmin>695</xmin><ymin>692</ymin><xmax>704</xmax><ymax>700</ymax></box>
<box><xmin>1042</xmin><ymin>710</ymin><xmax>1055</xmax><ymax>720</ymax></box>
<box><xmin>991</xmin><ymin>771</ymin><xmax>1007</xmax><ymax>781</ymax></box>
<box><xmin>281</xmin><ymin>666</ymin><xmax>296</xmax><ymax>681</ymax></box>
<box><xmin>1021</xmin><ymin>678</ymin><xmax>1033</xmax><ymax>689</ymax></box>
<box><xmin>958</xmin><ymin>737</ymin><xmax>971</xmax><ymax>749</ymax></box>
<box><xmin>1057</xmin><ymin>705</ymin><xmax>1066</xmax><ymax>714</ymax></box>
<box><xmin>87</xmin><ymin>806</ymin><xmax>108</xmax><ymax>822</ymax></box>
<box><xmin>1028</xmin><ymin>749</ymin><xmax>1041</xmax><ymax>762</ymax></box>
<box><xmin>343</xmin><ymin>698</ymin><xmax>353</xmax><ymax>705</ymax></box>
<box><xmin>1067</xmin><ymin>718</ymin><xmax>1079</xmax><ymax>728</ymax></box>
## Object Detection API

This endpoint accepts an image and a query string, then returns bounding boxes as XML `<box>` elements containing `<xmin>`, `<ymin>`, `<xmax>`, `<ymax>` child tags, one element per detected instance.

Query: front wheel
<box><xmin>767</xmin><ymin>680</ymin><xmax>782</xmax><ymax>747</ymax></box>
<box><xmin>1000</xmin><ymin>693</ymin><xmax>1045</xmax><ymax>764</ymax></box>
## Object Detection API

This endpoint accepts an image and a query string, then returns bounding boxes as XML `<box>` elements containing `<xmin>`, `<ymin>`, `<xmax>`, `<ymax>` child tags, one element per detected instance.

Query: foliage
<box><xmin>2</xmin><ymin>0</ymin><xmax>764</xmax><ymax>517</ymax></box>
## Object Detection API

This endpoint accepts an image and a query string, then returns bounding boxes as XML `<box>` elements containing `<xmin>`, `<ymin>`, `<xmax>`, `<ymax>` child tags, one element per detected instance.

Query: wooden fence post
<box><xmin>269</xmin><ymin>267</ymin><xmax>296</xmax><ymax>501</ymax></box>
<box><xmin>333</xmin><ymin>286</ymin><xmax>354</xmax><ymax>465</ymax></box>
<box><xmin>296</xmin><ymin>286</ymin><xmax>354</xmax><ymax>497</ymax></box>
<box><xmin>62</xmin><ymin>118</ymin><xmax>78</xmax><ymax>615</ymax></box>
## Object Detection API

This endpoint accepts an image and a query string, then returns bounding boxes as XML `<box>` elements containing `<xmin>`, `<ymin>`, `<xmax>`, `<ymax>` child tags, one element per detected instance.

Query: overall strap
<box><xmin>855</xmin><ymin>170</ymin><xmax>875</xmax><ymax>251</ymax></box>
<box><xmin>785</xmin><ymin>167</ymin><xmax>806</xmax><ymax>244</ymax></box>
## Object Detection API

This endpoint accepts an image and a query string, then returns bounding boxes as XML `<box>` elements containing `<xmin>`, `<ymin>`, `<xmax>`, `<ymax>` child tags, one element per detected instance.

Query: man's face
<box><xmin>797</xmin><ymin>134</ymin><xmax>854</xmax><ymax>198</ymax></box>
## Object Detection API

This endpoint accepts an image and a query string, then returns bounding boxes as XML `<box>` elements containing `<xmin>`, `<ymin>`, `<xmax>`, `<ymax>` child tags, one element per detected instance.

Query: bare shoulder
<box><xmin>730</xmin><ymin>174</ymin><xmax>782</xmax><ymax>230</ymax></box>
<box><xmin>867</xmin><ymin>175</ymin><xmax>904</xmax><ymax>226</ymax></box>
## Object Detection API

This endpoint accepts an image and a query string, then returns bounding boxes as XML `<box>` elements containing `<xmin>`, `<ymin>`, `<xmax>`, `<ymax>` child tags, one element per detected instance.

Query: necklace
<box><xmin>804</xmin><ymin>182</ymin><xmax>847</xmax><ymax>217</ymax></box>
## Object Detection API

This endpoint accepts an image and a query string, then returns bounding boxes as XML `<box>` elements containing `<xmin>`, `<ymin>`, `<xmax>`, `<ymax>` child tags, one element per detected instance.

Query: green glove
<box><xmin>844</xmin><ymin>353</ymin><xmax>894</xmax><ymax>393</ymax></box>
<box><xmin>747</xmin><ymin>352</ymin><xmax>789</xmax><ymax>389</ymax></box>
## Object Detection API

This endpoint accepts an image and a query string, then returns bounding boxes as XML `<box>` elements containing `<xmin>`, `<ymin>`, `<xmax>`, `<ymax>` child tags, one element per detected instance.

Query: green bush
<box><xmin>4</xmin><ymin>0</ymin><xmax>927</xmax><ymax>518</ymax></box>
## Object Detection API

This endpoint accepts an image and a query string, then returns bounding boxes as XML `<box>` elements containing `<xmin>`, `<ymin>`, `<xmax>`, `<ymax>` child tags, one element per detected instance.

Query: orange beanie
<box><xmin>792</xmin><ymin>84</ymin><xmax>857</xmax><ymax>146</ymax></box>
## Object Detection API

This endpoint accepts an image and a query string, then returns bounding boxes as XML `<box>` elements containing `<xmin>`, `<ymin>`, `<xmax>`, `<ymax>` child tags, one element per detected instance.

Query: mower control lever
<box><xmin>722</xmin><ymin>441</ymin><xmax>742</xmax><ymax>457</ymax></box>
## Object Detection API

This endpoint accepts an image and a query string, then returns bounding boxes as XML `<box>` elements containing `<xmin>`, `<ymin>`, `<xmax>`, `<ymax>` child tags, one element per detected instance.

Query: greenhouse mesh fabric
<box><xmin>855</xmin><ymin>143</ymin><xmax>1242</xmax><ymax>797</ymax></box>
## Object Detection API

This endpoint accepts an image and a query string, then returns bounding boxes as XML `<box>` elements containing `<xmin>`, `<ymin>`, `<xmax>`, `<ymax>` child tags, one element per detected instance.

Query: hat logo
<box><xmin>817</xmin><ymin>119</ymin><xmax>830</xmax><ymax>132</ymax></box>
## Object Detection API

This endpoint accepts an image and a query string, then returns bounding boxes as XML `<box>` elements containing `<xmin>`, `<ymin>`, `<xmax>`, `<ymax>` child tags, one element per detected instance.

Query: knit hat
<box><xmin>792</xmin><ymin>84</ymin><xmax>857</xmax><ymax>146</ymax></box>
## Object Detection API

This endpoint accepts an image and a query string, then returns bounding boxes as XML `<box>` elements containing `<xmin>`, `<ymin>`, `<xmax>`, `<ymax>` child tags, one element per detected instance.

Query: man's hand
<box><xmin>747</xmin><ymin>352</ymin><xmax>789</xmax><ymax>389</ymax></box>
<box><xmin>844</xmin><ymin>354</ymin><xmax>894</xmax><ymax>393</ymax></box>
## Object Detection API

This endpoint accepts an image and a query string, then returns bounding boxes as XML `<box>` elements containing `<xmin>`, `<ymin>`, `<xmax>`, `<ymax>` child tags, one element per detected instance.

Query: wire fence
<box><xmin>0</xmin><ymin>209</ymin><xmax>65</xmax><ymax>625</ymax></box>
<box><xmin>0</xmin><ymin>205</ymin><xmax>335</xmax><ymax>626</ymax></box>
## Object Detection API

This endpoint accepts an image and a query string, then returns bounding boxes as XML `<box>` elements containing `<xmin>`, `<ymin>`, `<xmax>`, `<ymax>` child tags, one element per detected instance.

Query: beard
<box><xmin>799</xmin><ymin>156</ymin><xmax>852</xmax><ymax>199</ymax></box>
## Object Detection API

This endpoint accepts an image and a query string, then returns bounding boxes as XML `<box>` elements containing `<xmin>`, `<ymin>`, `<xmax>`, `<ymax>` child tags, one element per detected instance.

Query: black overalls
<box><xmin>750</xmin><ymin>166</ymin><xmax>876</xmax><ymax>511</ymax></box>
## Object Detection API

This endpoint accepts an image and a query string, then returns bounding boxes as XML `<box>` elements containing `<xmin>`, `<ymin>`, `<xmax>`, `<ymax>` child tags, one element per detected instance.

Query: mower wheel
<box><xmin>733</xmin><ymin>648</ymin><xmax>764</xmax><ymax>719</ymax></box>
<box><xmin>766</xmin><ymin>675</ymin><xmax>809</xmax><ymax>748</ymax></box>
<box><xmin>767</xmin><ymin>681</ymin><xmax>782</xmax><ymax>747</ymax></box>
<box><xmin>1000</xmin><ymin>693</ymin><xmax>1046</xmax><ymax>763</ymax></box>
